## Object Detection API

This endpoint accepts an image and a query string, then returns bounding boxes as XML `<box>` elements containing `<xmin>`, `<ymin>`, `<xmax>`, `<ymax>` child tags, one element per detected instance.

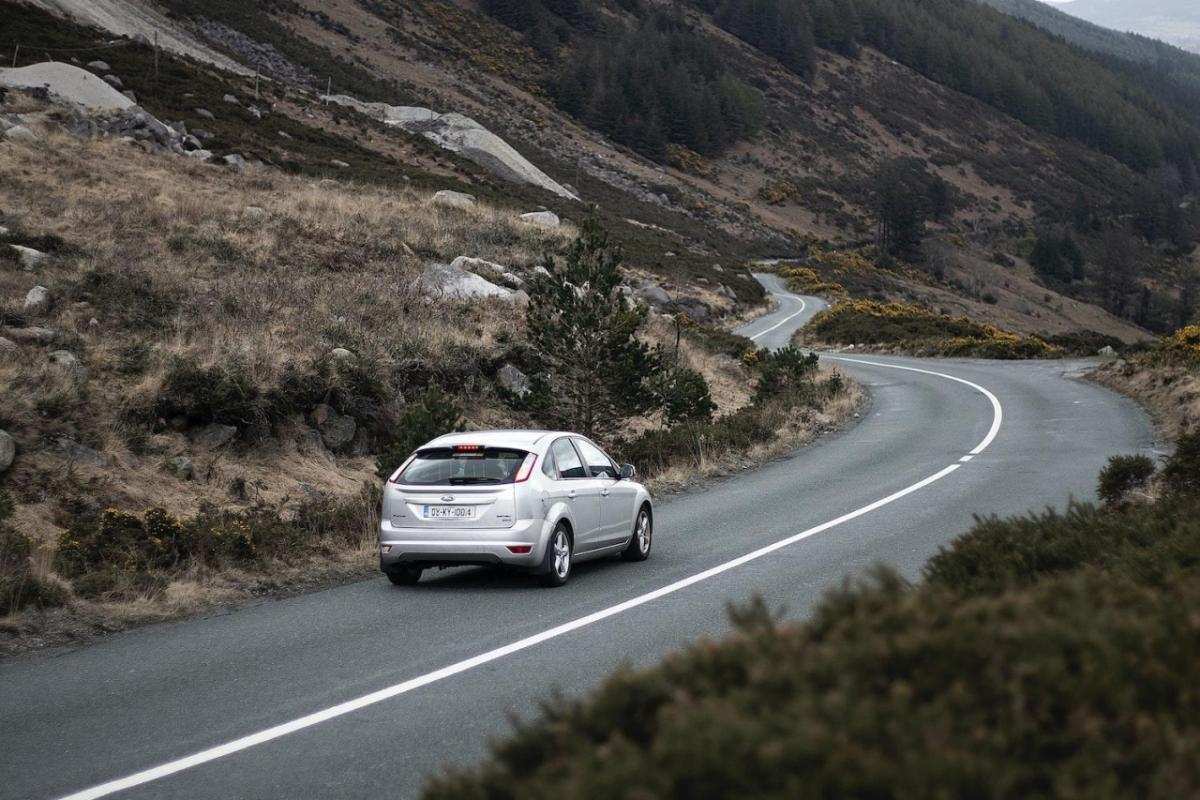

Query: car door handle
<box><xmin>567</xmin><ymin>489</ymin><xmax>576</xmax><ymax>500</ymax></box>
<box><xmin>601</xmin><ymin>488</ymin><xmax>609</xmax><ymax>497</ymax></box>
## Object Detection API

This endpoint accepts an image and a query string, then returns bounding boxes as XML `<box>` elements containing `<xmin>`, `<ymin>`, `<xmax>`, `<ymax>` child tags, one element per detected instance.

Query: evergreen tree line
<box><xmin>483</xmin><ymin>0</ymin><xmax>1200</xmax><ymax>184</ymax></box>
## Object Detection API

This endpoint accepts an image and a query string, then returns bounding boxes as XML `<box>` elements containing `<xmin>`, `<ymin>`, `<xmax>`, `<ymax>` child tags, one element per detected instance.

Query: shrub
<box><xmin>1162</xmin><ymin>429</ymin><xmax>1200</xmax><ymax>495</ymax></box>
<box><xmin>650</xmin><ymin>367</ymin><xmax>717</xmax><ymax>426</ymax></box>
<box><xmin>67</xmin><ymin>269</ymin><xmax>179</xmax><ymax>330</ymax></box>
<box><xmin>426</xmin><ymin>569</ymin><xmax>1200</xmax><ymax>800</ymax></box>
<box><xmin>754</xmin><ymin>347</ymin><xmax>820</xmax><ymax>402</ymax></box>
<box><xmin>153</xmin><ymin>358</ymin><xmax>269</xmax><ymax>435</ymax></box>
<box><xmin>375</xmin><ymin>386</ymin><xmax>464</xmax><ymax>479</ymax></box>
<box><xmin>1097</xmin><ymin>454</ymin><xmax>1156</xmax><ymax>507</ymax></box>
<box><xmin>1160</xmin><ymin>325</ymin><xmax>1200</xmax><ymax>364</ymax></box>
<box><xmin>1</xmin><ymin>502</ymin><xmax>68</xmax><ymax>614</ymax></box>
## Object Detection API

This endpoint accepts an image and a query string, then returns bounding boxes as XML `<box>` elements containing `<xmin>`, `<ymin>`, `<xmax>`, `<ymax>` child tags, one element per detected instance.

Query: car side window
<box><xmin>575</xmin><ymin>439</ymin><xmax>618</xmax><ymax>479</ymax></box>
<box><xmin>540</xmin><ymin>448</ymin><xmax>557</xmax><ymax>479</ymax></box>
<box><xmin>551</xmin><ymin>438</ymin><xmax>587</xmax><ymax>480</ymax></box>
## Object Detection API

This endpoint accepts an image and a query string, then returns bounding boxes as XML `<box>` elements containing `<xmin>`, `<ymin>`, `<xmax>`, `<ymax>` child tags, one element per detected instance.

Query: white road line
<box><xmin>748</xmin><ymin>294</ymin><xmax>808</xmax><ymax>341</ymax></box>
<box><xmin>56</xmin><ymin>316</ymin><xmax>1004</xmax><ymax>800</ymax></box>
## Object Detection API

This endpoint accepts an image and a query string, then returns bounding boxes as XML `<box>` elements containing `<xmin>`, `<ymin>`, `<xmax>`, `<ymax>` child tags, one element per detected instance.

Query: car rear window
<box><xmin>397</xmin><ymin>447</ymin><xmax>529</xmax><ymax>486</ymax></box>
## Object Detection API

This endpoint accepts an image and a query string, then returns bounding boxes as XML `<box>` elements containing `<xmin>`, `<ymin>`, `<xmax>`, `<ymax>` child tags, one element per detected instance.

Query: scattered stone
<box><xmin>1098</xmin><ymin>345</ymin><xmax>1117</xmax><ymax>357</ymax></box>
<box><xmin>297</xmin><ymin>482</ymin><xmax>322</xmax><ymax>498</ymax></box>
<box><xmin>278</xmin><ymin>130</ymin><xmax>292</xmax><ymax>140</ymax></box>
<box><xmin>329</xmin><ymin>347</ymin><xmax>354</xmax><ymax>360</ymax></box>
<box><xmin>497</xmin><ymin>364</ymin><xmax>530</xmax><ymax>399</ymax></box>
<box><xmin>500</xmin><ymin>272</ymin><xmax>525</xmax><ymax>289</ymax></box>
<box><xmin>4</xmin><ymin>125</ymin><xmax>38</xmax><ymax>144</ymax></box>
<box><xmin>23</xmin><ymin>285</ymin><xmax>51</xmax><ymax>315</ymax></box>
<box><xmin>222</xmin><ymin>93</ymin><xmax>239</xmax><ymax>104</ymax></box>
<box><xmin>330</xmin><ymin>159</ymin><xmax>350</xmax><ymax>168</ymax></box>
<box><xmin>0</xmin><ymin>336</ymin><xmax>16</xmax><ymax>352</ymax></box>
<box><xmin>533</xmin><ymin>265</ymin><xmax>552</xmax><ymax>279</ymax></box>
<box><xmin>419</xmin><ymin>262</ymin><xmax>514</xmax><ymax>301</ymax></box>
<box><xmin>712</xmin><ymin>264</ymin><xmax>725</xmax><ymax>272</ymax></box>
<box><xmin>638</xmin><ymin>283</ymin><xmax>671</xmax><ymax>305</ymax></box>
<box><xmin>182</xmin><ymin>134</ymin><xmax>203</xmax><ymax>151</ymax></box>
<box><xmin>520</xmin><ymin>210</ymin><xmax>560</xmax><ymax>227</ymax></box>
<box><xmin>247</xmin><ymin>106</ymin><xmax>263</xmax><ymax>120</ymax></box>
<box><xmin>194</xmin><ymin>107</ymin><xmax>215</xmax><ymax>120</ymax></box>
<box><xmin>0</xmin><ymin>430</ymin><xmax>14</xmax><ymax>472</ymax></box>
<box><xmin>221</xmin><ymin>153</ymin><xmax>245</xmax><ymax>168</ymax></box>
<box><xmin>195</xmin><ymin>423</ymin><xmax>237</xmax><ymax>450</ymax></box>
<box><xmin>166</xmin><ymin>456</ymin><xmax>195</xmax><ymax>481</ymax></box>
<box><xmin>186</xmin><ymin>149</ymin><xmax>213</xmax><ymax>161</ymax></box>
<box><xmin>431</xmin><ymin>190</ymin><xmax>476</xmax><ymax>210</ymax></box>
<box><xmin>102</xmin><ymin>74</ymin><xmax>123</xmax><ymax>90</ymax></box>
<box><xmin>312</xmin><ymin>404</ymin><xmax>357</xmax><ymax>452</ymax></box>
<box><xmin>48</xmin><ymin>350</ymin><xmax>79</xmax><ymax>369</ymax></box>
<box><xmin>59</xmin><ymin>438</ymin><xmax>111</xmax><ymax>467</ymax></box>
<box><xmin>512</xmin><ymin>289</ymin><xmax>531</xmax><ymax>306</ymax></box>
<box><xmin>295</xmin><ymin>429</ymin><xmax>329</xmax><ymax>458</ymax></box>
<box><xmin>243</xmin><ymin>205</ymin><xmax>266</xmax><ymax>220</ymax></box>
<box><xmin>2</xmin><ymin>326</ymin><xmax>57</xmax><ymax>344</ymax></box>
<box><xmin>86</xmin><ymin>60</ymin><xmax>111</xmax><ymax>73</ymax></box>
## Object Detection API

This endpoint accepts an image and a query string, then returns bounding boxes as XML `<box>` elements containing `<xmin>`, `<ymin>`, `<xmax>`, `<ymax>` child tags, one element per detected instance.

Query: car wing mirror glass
<box><xmin>619</xmin><ymin>464</ymin><xmax>636</xmax><ymax>480</ymax></box>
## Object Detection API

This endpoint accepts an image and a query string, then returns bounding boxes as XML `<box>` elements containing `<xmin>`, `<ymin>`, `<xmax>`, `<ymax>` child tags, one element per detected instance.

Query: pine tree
<box><xmin>525</xmin><ymin>219</ymin><xmax>662</xmax><ymax>440</ymax></box>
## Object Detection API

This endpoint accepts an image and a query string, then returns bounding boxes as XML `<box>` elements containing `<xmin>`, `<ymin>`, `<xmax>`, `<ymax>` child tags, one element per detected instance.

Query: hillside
<box><xmin>64</xmin><ymin>0</ymin><xmax>1194</xmax><ymax>335</ymax></box>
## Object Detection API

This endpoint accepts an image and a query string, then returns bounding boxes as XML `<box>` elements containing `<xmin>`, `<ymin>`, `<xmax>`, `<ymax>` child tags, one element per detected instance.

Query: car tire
<box><xmin>385</xmin><ymin>565</ymin><xmax>423</xmax><ymax>586</ymax></box>
<box><xmin>539</xmin><ymin>523</ymin><xmax>572</xmax><ymax>587</ymax></box>
<box><xmin>621</xmin><ymin>505</ymin><xmax>652</xmax><ymax>562</ymax></box>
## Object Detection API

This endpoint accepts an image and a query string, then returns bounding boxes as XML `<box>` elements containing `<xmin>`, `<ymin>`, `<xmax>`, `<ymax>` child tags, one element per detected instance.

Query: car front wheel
<box><xmin>621</xmin><ymin>506</ymin><xmax>652</xmax><ymax>562</ymax></box>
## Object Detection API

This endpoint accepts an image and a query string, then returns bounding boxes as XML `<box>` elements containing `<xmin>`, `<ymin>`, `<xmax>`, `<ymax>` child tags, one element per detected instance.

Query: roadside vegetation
<box><xmin>802</xmin><ymin>299</ymin><xmax>1060</xmax><ymax>359</ymax></box>
<box><xmin>425</xmin><ymin>435</ymin><xmax>1200</xmax><ymax>799</ymax></box>
<box><xmin>1092</xmin><ymin>324</ymin><xmax>1200</xmax><ymax>439</ymax></box>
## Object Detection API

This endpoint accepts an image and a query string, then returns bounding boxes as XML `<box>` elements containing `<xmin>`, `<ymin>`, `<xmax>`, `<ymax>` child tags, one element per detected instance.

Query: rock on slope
<box><xmin>324</xmin><ymin>94</ymin><xmax>578</xmax><ymax>200</ymax></box>
<box><xmin>0</xmin><ymin>62</ymin><xmax>136</xmax><ymax>111</ymax></box>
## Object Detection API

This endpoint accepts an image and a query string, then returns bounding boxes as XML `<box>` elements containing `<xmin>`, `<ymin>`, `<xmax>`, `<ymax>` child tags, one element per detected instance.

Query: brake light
<box><xmin>506</xmin><ymin>545</ymin><xmax>532</xmax><ymax>554</ymax></box>
<box><xmin>514</xmin><ymin>453</ymin><xmax>537</xmax><ymax>483</ymax></box>
<box><xmin>387</xmin><ymin>454</ymin><xmax>416</xmax><ymax>484</ymax></box>
<box><xmin>453</xmin><ymin>444</ymin><xmax>484</xmax><ymax>452</ymax></box>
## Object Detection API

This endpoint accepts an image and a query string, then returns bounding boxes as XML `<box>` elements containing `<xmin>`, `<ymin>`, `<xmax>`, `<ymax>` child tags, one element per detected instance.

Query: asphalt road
<box><xmin>1</xmin><ymin>274</ymin><xmax>1156</xmax><ymax>800</ymax></box>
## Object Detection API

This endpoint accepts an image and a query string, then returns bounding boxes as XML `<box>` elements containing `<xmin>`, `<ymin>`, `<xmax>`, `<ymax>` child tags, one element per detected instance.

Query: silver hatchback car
<box><xmin>379</xmin><ymin>430</ymin><xmax>654</xmax><ymax>587</ymax></box>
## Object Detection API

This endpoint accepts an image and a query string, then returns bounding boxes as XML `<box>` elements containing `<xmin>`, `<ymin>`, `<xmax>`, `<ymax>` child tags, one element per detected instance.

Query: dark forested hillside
<box><xmin>483</xmin><ymin>0</ymin><xmax>1200</xmax><ymax>186</ymax></box>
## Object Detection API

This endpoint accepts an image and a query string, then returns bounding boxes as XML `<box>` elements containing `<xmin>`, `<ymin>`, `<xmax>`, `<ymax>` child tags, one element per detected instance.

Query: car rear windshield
<box><xmin>397</xmin><ymin>447</ymin><xmax>529</xmax><ymax>486</ymax></box>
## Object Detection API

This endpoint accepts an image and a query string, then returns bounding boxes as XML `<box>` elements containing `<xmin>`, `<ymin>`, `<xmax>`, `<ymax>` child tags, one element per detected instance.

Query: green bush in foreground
<box><xmin>1097</xmin><ymin>454</ymin><xmax>1157</xmax><ymax>507</ymax></box>
<box><xmin>425</xmin><ymin>462</ymin><xmax>1200</xmax><ymax>799</ymax></box>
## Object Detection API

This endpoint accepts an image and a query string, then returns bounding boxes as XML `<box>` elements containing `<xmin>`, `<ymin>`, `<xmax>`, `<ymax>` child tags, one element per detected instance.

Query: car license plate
<box><xmin>424</xmin><ymin>505</ymin><xmax>474</xmax><ymax>519</ymax></box>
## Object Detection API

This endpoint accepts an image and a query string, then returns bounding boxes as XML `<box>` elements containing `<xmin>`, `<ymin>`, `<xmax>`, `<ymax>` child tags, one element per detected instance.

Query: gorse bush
<box><xmin>1161</xmin><ymin>429</ymin><xmax>1200</xmax><ymax>495</ymax></box>
<box><xmin>808</xmin><ymin>300</ymin><xmax>1059</xmax><ymax>358</ymax></box>
<box><xmin>1097</xmin><ymin>454</ymin><xmax>1157</xmax><ymax>507</ymax></box>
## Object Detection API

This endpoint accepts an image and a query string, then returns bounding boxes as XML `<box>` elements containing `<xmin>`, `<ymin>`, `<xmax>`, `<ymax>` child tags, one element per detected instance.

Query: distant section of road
<box><xmin>0</xmin><ymin>275</ymin><xmax>1155</xmax><ymax>800</ymax></box>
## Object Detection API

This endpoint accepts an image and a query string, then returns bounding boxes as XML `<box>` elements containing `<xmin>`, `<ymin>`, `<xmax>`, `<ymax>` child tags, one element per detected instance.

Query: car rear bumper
<box><xmin>379</xmin><ymin>517</ymin><xmax>550</xmax><ymax>570</ymax></box>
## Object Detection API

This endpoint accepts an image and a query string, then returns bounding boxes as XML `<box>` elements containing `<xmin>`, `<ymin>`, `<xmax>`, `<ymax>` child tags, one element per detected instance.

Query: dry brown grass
<box><xmin>1092</xmin><ymin>359</ymin><xmax>1200</xmax><ymax>442</ymax></box>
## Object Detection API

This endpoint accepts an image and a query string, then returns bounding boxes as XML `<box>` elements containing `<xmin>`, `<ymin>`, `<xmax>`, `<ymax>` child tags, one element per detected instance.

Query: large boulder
<box><xmin>2</xmin><ymin>326</ymin><xmax>57</xmax><ymax>344</ymax></box>
<box><xmin>0</xmin><ymin>430</ymin><xmax>14</xmax><ymax>472</ymax></box>
<box><xmin>638</xmin><ymin>283</ymin><xmax>671</xmax><ymax>305</ymax></box>
<box><xmin>431</xmin><ymin>190</ymin><xmax>476</xmax><ymax>210</ymax></box>
<box><xmin>419</xmin><ymin>262</ymin><xmax>515</xmax><ymax>301</ymax></box>
<box><xmin>520</xmin><ymin>211</ymin><xmax>560</xmax><ymax>227</ymax></box>
<box><xmin>497</xmin><ymin>364</ymin><xmax>531</xmax><ymax>399</ymax></box>
<box><xmin>312</xmin><ymin>404</ymin><xmax>357</xmax><ymax>452</ymax></box>
<box><xmin>23</xmin><ymin>285</ymin><xmax>51</xmax><ymax>315</ymax></box>
<box><xmin>0</xmin><ymin>63</ymin><xmax>134</xmax><ymax>112</ymax></box>
<box><xmin>4</xmin><ymin>125</ymin><xmax>38</xmax><ymax>144</ymax></box>
<box><xmin>323</xmin><ymin>95</ymin><xmax>578</xmax><ymax>200</ymax></box>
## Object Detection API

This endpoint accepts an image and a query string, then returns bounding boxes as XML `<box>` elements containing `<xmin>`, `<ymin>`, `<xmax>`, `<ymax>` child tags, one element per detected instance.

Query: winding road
<box><xmin>0</xmin><ymin>274</ymin><xmax>1156</xmax><ymax>800</ymax></box>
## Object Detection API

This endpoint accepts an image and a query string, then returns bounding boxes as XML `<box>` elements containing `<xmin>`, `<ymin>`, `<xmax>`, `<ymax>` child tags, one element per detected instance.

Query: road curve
<box><xmin>0</xmin><ymin>277</ymin><xmax>1156</xmax><ymax>800</ymax></box>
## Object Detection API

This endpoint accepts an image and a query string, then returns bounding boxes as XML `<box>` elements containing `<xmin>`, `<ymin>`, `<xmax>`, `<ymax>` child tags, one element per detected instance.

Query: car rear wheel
<box><xmin>385</xmin><ymin>565</ymin><xmax>424</xmax><ymax>586</ymax></box>
<box><xmin>621</xmin><ymin>506</ymin><xmax>652</xmax><ymax>562</ymax></box>
<box><xmin>539</xmin><ymin>524</ymin><xmax>572</xmax><ymax>587</ymax></box>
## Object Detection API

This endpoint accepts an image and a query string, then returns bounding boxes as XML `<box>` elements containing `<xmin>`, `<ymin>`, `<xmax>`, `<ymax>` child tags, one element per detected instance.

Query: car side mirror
<box><xmin>618</xmin><ymin>464</ymin><xmax>636</xmax><ymax>480</ymax></box>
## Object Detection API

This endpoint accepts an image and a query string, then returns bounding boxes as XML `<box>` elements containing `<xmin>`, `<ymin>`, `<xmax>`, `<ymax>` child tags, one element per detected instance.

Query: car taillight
<box><xmin>514</xmin><ymin>453</ymin><xmax>537</xmax><ymax>483</ymax></box>
<box><xmin>387</xmin><ymin>454</ymin><xmax>416</xmax><ymax>484</ymax></box>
